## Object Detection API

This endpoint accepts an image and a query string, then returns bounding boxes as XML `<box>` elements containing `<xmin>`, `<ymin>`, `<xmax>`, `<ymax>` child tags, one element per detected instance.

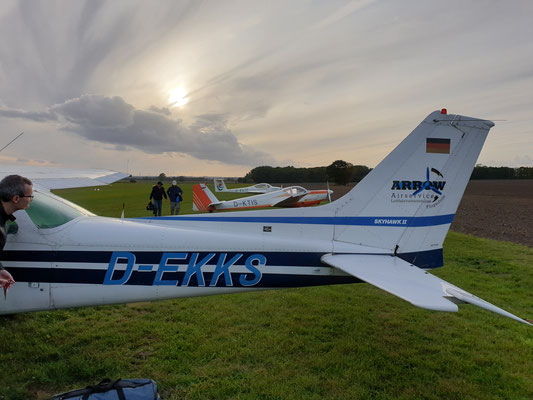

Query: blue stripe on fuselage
<box><xmin>134</xmin><ymin>214</ymin><xmax>455</xmax><ymax>227</ymax></box>
<box><xmin>2</xmin><ymin>249</ymin><xmax>444</xmax><ymax>269</ymax></box>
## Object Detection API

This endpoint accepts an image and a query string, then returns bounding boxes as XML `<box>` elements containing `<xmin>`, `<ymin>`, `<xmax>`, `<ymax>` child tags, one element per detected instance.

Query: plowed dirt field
<box><xmin>305</xmin><ymin>180</ymin><xmax>532</xmax><ymax>247</ymax></box>
<box><xmin>451</xmin><ymin>180</ymin><xmax>532</xmax><ymax>247</ymax></box>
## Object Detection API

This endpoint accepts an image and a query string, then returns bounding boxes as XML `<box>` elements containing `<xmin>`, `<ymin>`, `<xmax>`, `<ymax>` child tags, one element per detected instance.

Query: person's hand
<box><xmin>0</xmin><ymin>269</ymin><xmax>15</xmax><ymax>289</ymax></box>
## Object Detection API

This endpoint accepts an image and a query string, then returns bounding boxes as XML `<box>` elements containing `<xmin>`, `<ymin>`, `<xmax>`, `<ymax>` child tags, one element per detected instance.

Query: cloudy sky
<box><xmin>0</xmin><ymin>0</ymin><xmax>532</xmax><ymax>177</ymax></box>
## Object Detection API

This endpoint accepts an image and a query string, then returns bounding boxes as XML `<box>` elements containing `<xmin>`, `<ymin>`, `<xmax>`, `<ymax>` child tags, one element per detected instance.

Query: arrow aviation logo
<box><xmin>390</xmin><ymin>167</ymin><xmax>446</xmax><ymax>206</ymax></box>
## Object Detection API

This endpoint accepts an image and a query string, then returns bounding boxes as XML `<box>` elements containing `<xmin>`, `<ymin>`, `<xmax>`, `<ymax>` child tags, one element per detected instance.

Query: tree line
<box><xmin>240</xmin><ymin>161</ymin><xmax>371</xmax><ymax>185</ymax></box>
<box><xmin>136</xmin><ymin>164</ymin><xmax>533</xmax><ymax>185</ymax></box>
<box><xmin>470</xmin><ymin>165</ymin><xmax>533</xmax><ymax>179</ymax></box>
<box><xmin>238</xmin><ymin>162</ymin><xmax>533</xmax><ymax>185</ymax></box>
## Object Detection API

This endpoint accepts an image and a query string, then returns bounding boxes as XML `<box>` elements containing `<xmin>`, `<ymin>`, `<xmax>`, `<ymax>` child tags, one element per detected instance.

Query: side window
<box><xmin>25</xmin><ymin>191</ymin><xmax>91</xmax><ymax>229</ymax></box>
<box><xmin>6</xmin><ymin>220</ymin><xmax>18</xmax><ymax>235</ymax></box>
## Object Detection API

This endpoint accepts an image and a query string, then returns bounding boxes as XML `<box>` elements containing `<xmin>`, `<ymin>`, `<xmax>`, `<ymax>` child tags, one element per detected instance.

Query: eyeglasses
<box><xmin>19</xmin><ymin>195</ymin><xmax>34</xmax><ymax>199</ymax></box>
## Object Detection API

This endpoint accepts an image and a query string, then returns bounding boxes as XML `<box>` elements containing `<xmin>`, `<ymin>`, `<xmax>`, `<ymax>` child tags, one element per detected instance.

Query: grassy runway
<box><xmin>1</xmin><ymin>181</ymin><xmax>532</xmax><ymax>399</ymax></box>
<box><xmin>52</xmin><ymin>181</ymin><xmax>253</xmax><ymax>218</ymax></box>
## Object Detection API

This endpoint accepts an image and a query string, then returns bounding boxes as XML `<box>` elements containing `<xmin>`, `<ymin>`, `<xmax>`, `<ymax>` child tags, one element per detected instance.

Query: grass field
<box><xmin>53</xmin><ymin>181</ymin><xmax>257</xmax><ymax>218</ymax></box>
<box><xmin>0</xmin><ymin>181</ymin><xmax>532</xmax><ymax>399</ymax></box>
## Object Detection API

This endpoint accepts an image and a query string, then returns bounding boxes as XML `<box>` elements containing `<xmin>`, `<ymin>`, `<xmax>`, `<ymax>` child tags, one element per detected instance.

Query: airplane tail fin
<box><xmin>319</xmin><ymin>111</ymin><xmax>531</xmax><ymax>325</ymax></box>
<box><xmin>192</xmin><ymin>184</ymin><xmax>219</xmax><ymax>212</ymax></box>
<box><xmin>214</xmin><ymin>178</ymin><xmax>227</xmax><ymax>192</ymax></box>
<box><xmin>327</xmin><ymin>110</ymin><xmax>494</xmax><ymax>267</ymax></box>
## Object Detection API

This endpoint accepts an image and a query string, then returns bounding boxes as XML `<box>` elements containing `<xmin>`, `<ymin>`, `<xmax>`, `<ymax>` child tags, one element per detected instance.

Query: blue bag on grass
<box><xmin>49</xmin><ymin>378</ymin><xmax>160</xmax><ymax>400</ymax></box>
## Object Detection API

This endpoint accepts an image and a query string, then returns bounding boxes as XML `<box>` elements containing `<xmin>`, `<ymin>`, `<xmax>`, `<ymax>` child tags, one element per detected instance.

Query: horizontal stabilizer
<box><xmin>321</xmin><ymin>254</ymin><xmax>531</xmax><ymax>326</ymax></box>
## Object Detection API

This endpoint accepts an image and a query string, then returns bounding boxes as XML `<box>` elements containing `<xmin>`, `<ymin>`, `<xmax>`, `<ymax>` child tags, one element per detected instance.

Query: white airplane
<box><xmin>214</xmin><ymin>178</ymin><xmax>281</xmax><ymax>194</ymax></box>
<box><xmin>193</xmin><ymin>184</ymin><xmax>332</xmax><ymax>212</ymax></box>
<box><xmin>0</xmin><ymin>110</ymin><xmax>531</xmax><ymax>326</ymax></box>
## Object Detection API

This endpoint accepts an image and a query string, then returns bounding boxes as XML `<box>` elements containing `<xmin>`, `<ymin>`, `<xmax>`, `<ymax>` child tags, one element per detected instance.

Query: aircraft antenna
<box><xmin>0</xmin><ymin>132</ymin><xmax>24</xmax><ymax>153</ymax></box>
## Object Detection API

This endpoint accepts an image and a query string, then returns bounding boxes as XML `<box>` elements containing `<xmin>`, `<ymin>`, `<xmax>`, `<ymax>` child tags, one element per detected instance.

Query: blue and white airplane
<box><xmin>0</xmin><ymin>110</ymin><xmax>531</xmax><ymax>325</ymax></box>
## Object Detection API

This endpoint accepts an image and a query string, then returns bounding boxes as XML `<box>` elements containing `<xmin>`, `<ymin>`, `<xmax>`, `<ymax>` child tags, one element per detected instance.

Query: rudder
<box><xmin>192</xmin><ymin>184</ymin><xmax>219</xmax><ymax>212</ymax></box>
<box><xmin>214</xmin><ymin>179</ymin><xmax>227</xmax><ymax>192</ymax></box>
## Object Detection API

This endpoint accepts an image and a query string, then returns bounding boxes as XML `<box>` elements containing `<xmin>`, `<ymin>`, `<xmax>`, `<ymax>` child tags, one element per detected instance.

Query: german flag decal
<box><xmin>426</xmin><ymin>138</ymin><xmax>450</xmax><ymax>154</ymax></box>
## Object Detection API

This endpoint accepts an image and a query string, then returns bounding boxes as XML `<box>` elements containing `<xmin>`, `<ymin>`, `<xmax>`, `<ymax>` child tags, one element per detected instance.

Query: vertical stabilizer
<box><xmin>329</xmin><ymin>110</ymin><xmax>494</xmax><ymax>267</ymax></box>
<box><xmin>214</xmin><ymin>179</ymin><xmax>228</xmax><ymax>192</ymax></box>
<box><xmin>192</xmin><ymin>184</ymin><xmax>219</xmax><ymax>212</ymax></box>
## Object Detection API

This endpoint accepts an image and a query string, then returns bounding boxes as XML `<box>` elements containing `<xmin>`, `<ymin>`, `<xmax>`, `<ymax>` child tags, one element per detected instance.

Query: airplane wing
<box><xmin>271</xmin><ymin>194</ymin><xmax>307</xmax><ymax>207</ymax></box>
<box><xmin>321</xmin><ymin>254</ymin><xmax>532</xmax><ymax>325</ymax></box>
<box><xmin>0</xmin><ymin>164</ymin><xmax>130</xmax><ymax>190</ymax></box>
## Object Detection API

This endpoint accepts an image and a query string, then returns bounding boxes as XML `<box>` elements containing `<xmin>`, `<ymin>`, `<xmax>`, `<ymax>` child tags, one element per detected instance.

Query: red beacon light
<box><xmin>441</xmin><ymin>108</ymin><xmax>447</xmax><ymax>114</ymax></box>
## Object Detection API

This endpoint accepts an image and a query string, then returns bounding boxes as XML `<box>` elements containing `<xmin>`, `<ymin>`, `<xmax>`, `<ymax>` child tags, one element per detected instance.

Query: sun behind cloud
<box><xmin>169</xmin><ymin>87</ymin><xmax>189</xmax><ymax>107</ymax></box>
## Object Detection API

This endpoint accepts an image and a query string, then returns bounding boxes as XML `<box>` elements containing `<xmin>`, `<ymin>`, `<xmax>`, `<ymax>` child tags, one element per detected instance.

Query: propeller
<box><xmin>327</xmin><ymin>181</ymin><xmax>332</xmax><ymax>202</ymax></box>
<box><xmin>412</xmin><ymin>167</ymin><xmax>442</xmax><ymax>196</ymax></box>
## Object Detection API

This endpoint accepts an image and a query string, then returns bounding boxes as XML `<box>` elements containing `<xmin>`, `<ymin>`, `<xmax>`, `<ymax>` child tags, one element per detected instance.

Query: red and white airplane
<box><xmin>193</xmin><ymin>184</ymin><xmax>332</xmax><ymax>212</ymax></box>
<box><xmin>214</xmin><ymin>179</ymin><xmax>280</xmax><ymax>194</ymax></box>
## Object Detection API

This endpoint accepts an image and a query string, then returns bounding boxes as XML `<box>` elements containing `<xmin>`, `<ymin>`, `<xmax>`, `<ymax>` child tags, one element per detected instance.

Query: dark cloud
<box><xmin>51</xmin><ymin>95</ymin><xmax>134</xmax><ymax>129</ymax></box>
<box><xmin>0</xmin><ymin>108</ymin><xmax>56</xmax><ymax>122</ymax></box>
<box><xmin>1</xmin><ymin>94</ymin><xmax>274</xmax><ymax>166</ymax></box>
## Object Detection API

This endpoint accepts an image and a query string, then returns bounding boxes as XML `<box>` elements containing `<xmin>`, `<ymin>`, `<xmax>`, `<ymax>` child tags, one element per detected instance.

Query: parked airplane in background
<box><xmin>0</xmin><ymin>110</ymin><xmax>531</xmax><ymax>326</ymax></box>
<box><xmin>214</xmin><ymin>179</ymin><xmax>280</xmax><ymax>194</ymax></box>
<box><xmin>193</xmin><ymin>184</ymin><xmax>332</xmax><ymax>212</ymax></box>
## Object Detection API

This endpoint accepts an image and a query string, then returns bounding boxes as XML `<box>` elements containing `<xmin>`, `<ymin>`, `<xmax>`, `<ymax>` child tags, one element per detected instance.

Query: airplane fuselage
<box><xmin>1</xmin><ymin>205</ymin><xmax>366</xmax><ymax>314</ymax></box>
<box><xmin>214</xmin><ymin>180</ymin><xmax>280</xmax><ymax>194</ymax></box>
<box><xmin>211</xmin><ymin>189</ymin><xmax>331</xmax><ymax>211</ymax></box>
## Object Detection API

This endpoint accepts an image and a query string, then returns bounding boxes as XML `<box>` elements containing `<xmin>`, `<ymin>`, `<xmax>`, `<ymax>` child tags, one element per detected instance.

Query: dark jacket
<box><xmin>167</xmin><ymin>185</ymin><xmax>183</xmax><ymax>202</ymax></box>
<box><xmin>0</xmin><ymin>202</ymin><xmax>15</xmax><ymax>270</ymax></box>
<box><xmin>149</xmin><ymin>185</ymin><xmax>167</xmax><ymax>201</ymax></box>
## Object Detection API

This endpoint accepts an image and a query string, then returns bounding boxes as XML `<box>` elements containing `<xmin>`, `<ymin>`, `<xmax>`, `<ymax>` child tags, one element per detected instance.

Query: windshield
<box><xmin>282</xmin><ymin>186</ymin><xmax>307</xmax><ymax>196</ymax></box>
<box><xmin>25</xmin><ymin>190</ymin><xmax>94</xmax><ymax>229</ymax></box>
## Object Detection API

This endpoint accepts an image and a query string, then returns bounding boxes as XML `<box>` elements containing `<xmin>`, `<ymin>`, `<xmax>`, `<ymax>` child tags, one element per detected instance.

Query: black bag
<box><xmin>49</xmin><ymin>378</ymin><xmax>160</xmax><ymax>399</ymax></box>
<box><xmin>146</xmin><ymin>201</ymin><xmax>154</xmax><ymax>211</ymax></box>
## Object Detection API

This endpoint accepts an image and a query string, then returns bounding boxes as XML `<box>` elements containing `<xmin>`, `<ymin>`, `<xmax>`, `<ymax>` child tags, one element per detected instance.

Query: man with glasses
<box><xmin>0</xmin><ymin>175</ymin><xmax>33</xmax><ymax>291</ymax></box>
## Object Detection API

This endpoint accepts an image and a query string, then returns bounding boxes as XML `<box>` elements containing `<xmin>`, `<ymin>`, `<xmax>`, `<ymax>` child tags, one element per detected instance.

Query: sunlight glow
<box><xmin>169</xmin><ymin>87</ymin><xmax>189</xmax><ymax>107</ymax></box>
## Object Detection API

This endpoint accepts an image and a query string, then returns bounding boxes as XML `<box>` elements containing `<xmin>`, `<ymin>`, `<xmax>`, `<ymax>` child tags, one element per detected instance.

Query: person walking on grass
<box><xmin>149</xmin><ymin>181</ymin><xmax>167</xmax><ymax>217</ymax></box>
<box><xmin>167</xmin><ymin>180</ymin><xmax>183</xmax><ymax>215</ymax></box>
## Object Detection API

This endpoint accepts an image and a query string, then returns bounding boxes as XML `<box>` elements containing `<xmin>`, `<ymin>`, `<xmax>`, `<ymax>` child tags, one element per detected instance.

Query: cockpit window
<box><xmin>25</xmin><ymin>190</ymin><xmax>94</xmax><ymax>229</ymax></box>
<box><xmin>282</xmin><ymin>186</ymin><xmax>307</xmax><ymax>196</ymax></box>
